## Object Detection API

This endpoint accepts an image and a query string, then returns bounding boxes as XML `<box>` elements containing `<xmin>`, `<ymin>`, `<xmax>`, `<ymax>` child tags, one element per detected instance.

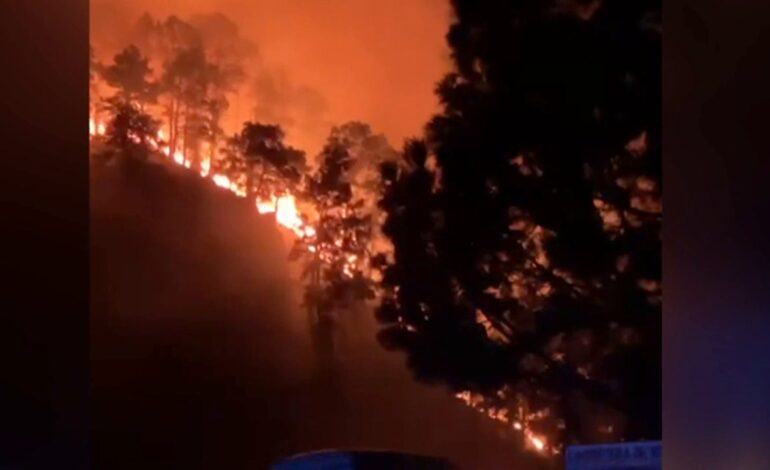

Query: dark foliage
<box><xmin>93</xmin><ymin>99</ymin><xmax>161</xmax><ymax>164</ymax></box>
<box><xmin>99</xmin><ymin>45</ymin><xmax>158</xmax><ymax>107</ymax></box>
<box><xmin>221</xmin><ymin>122</ymin><xmax>306</xmax><ymax>199</ymax></box>
<box><xmin>376</xmin><ymin>0</ymin><xmax>661</xmax><ymax>450</ymax></box>
<box><xmin>292</xmin><ymin>125</ymin><xmax>383</xmax><ymax>312</ymax></box>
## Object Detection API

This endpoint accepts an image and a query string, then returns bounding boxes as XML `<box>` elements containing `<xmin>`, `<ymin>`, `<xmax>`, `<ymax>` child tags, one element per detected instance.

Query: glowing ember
<box><xmin>526</xmin><ymin>432</ymin><xmax>547</xmax><ymax>452</ymax></box>
<box><xmin>454</xmin><ymin>390</ymin><xmax>556</xmax><ymax>457</ymax></box>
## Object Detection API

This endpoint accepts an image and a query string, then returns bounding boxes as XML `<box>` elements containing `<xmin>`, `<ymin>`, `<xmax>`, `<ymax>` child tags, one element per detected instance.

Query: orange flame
<box><xmin>256</xmin><ymin>194</ymin><xmax>315</xmax><ymax>238</ymax></box>
<box><xmin>89</xmin><ymin>117</ymin><xmax>106</xmax><ymax>138</ymax></box>
<box><xmin>200</xmin><ymin>157</ymin><xmax>211</xmax><ymax>177</ymax></box>
<box><xmin>454</xmin><ymin>390</ymin><xmax>554</xmax><ymax>456</ymax></box>
<box><xmin>89</xmin><ymin>116</ymin><xmax>316</xmax><ymax>244</ymax></box>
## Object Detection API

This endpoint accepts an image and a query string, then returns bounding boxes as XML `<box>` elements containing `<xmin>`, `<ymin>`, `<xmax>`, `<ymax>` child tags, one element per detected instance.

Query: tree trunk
<box><xmin>169</xmin><ymin>98</ymin><xmax>179</xmax><ymax>157</ymax></box>
<box><xmin>246</xmin><ymin>165</ymin><xmax>255</xmax><ymax>200</ymax></box>
<box><xmin>210</xmin><ymin>133</ymin><xmax>218</xmax><ymax>168</ymax></box>
<box><xmin>182</xmin><ymin>102</ymin><xmax>189</xmax><ymax>164</ymax></box>
<box><xmin>255</xmin><ymin>161</ymin><xmax>268</xmax><ymax>199</ymax></box>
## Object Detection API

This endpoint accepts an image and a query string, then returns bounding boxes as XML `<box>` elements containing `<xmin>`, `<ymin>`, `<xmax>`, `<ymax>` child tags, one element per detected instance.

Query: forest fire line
<box><xmin>255</xmin><ymin>194</ymin><xmax>316</xmax><ymax>239</ymax></box>
<box><xmin>87</xmin><ymin>3</ymin><xmax>662</xmax><ymax>460</ymax></box>
<box><xmin>90</xmin><ymin>110</ymin><xmax>553</xmax><ymax>454</ymax></box>
<box><xmin>90</xmin><ymin>111</ymin><xmax>548</xmax><ymax>449</ymax></box>
<box><xmin>89</xmin><ymin>117</ymin><xmax>106</xmax><ymax>137</ymax></box>
<box><xmin>89</xmin><ymin>117</ymin><xmax>315</xmax><ymax>240</ymax></box>
<box><xmin>454</xmin><ymin>390</ymin><xmax>557</xmax><ymax>456</ymax></box>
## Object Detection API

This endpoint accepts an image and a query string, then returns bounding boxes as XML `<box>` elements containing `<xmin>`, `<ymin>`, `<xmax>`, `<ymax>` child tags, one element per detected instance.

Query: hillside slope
<box><xmin>90</xmin><ymin>158</ymin><xmax>543</xmax><ymax>469</ymax></box>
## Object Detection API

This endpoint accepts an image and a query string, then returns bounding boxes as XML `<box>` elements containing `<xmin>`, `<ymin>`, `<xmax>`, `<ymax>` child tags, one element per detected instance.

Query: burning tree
<box><xmin>131</xmin><ymin>14</ymin><xmax>202</xmax><ymax>65</ymax></box>
<box><xmin>123</xmin><ymin>13</ymin><xmax>249</xmax><ymax>174</ymax></box>
<box><xmin>375</xmin><ymin>0</ymin><xmax>661</xmax><ymax>455</ymax></box>
<box><xmin>219</xmin><ymin>122</ymin><xmax>306</xmax><ymax>201</ymax></box>
<box><xmin>98</xmin><ymin>45</ymin><xmax>158</xmax><ymax>110</ymax></box>
<box><xmin>92</xmin><ymin>100</ymin><xmax>161</xmax><ymax>165</ymax></box>
<box><xmin>90</xmin><ymin>45</ymin><xmax>101</xmax><ymax>117</ymax></box>
<box><xmin>161</xmin><ymin>45</ymin><xmax>213</xmax><ymax>166</ymax></box>
<box><xmin>290</xmin><ymin>123</ymin><xmax>398</xmax><ymax>355</ymax></box>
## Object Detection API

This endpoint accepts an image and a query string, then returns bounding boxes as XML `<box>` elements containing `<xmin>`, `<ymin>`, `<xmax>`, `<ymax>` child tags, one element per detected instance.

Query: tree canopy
<box><xmin>291</xmin><ymin>124</ymin><xmax>390</xmax><ymax>312</ymax></box>
<box><xmin>99</xmin><ymin>45</ymin><xmax>158</xmax><ymax>107</ymax></box>
<box><xmin>89</xmin><ymin>5</ymin><xmax>662</xmax><ymax>456</ymax></box>
<box><xmin>375</xmin><ymin>0</ymin><xmax>661</xmax><ymax>452</ymax></box>
<box><xmin>220</xmin><ymin>122</ymin><xmax>306</xmax><ymax>199</ymax></box>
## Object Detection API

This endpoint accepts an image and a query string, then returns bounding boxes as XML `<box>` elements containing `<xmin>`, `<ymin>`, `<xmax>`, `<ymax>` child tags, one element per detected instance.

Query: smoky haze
<box><xmin>90</xmin><ymin>0</ymin><xmax>452</xmax><ymax>155</ymax></box>
<box><xmin>89</xmin><ymin>3</ymin><xmax>545</xmax><ymax>468</ymax></box>
<box><xmin>89</xmin><ymin>138</ymin><xmax>538</xmax><ymax>470</ymax></box>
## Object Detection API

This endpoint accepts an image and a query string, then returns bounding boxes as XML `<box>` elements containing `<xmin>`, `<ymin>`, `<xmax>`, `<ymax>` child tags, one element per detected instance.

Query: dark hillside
<box><xmin>90</xmin><ymin>158</ymin><xmax>542</xmax><ymax>469</ymax></box>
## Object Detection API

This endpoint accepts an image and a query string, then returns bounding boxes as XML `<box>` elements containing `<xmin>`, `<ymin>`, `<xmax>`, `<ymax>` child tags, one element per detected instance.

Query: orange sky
<box><xmin>91</xmin><ymin>0</ymin><xmax>452</xmax><ymax>154</ymax></box>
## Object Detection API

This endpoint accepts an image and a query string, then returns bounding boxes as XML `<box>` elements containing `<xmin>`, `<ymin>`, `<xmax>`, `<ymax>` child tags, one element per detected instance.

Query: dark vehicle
<box><xmin>271</xmin><ymin>450</ymin><xmax>458</xmax><ymax>470</ymax></box>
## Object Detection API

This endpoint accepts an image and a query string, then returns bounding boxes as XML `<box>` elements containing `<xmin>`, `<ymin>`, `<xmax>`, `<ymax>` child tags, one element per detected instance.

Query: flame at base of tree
<box><xmin>89</xmin><ymin>107</ymin><xmax>564</xmax><ymax>461</ymax></box>
<box><xmin>454</xmin><ymin>390</ymin><xmax>559</xmax><ymax>457</ymax></box>
<box><xmin>256</xmin><ymin>194</ymin><xmax>316</xmax><ymax>239</ymax></box>
<box><xmin>89</xmin><ymin>117</ymin><xmax>106</xmax><ymax>137</ymax></box>
<box><xmin>89</xmin><ymin>115</ymin><xmax>314</xmax><ymax>238</ymax></box>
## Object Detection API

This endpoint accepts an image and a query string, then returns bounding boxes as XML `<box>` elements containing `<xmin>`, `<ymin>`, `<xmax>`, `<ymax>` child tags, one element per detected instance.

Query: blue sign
<box><xmin>566</xmin><ymin>441</ymin><xmax>662</xmax><ymax>470</ymax></box>
<box><xmin>271</xmin><ymin>451</ymin><xmax>355</xmax><ymax>470</ymax></box>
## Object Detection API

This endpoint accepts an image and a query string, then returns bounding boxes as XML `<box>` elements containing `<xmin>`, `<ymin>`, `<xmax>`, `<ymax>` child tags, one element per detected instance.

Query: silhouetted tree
<box><xmin>135</xmin><ymin>14</ymin><xmax>202</xmax><ymax>61</ymax></box>
<box><xmin>160</xmin><ymin>42</ymin><xmax>244</xmax><ymax>170</ymax></box>
<box><xmin>160</xmin><ymin>45</ymin><xmax>206</xmax><ymax>161</ymax></box>
<box><xmin>93</xmin><ymin>99</ymin><xmax>160</xmax><ymax>164</ymax></box>
<box><xmin>188</xmin><ymin>12</ymin><xmax>257</xmax><ymax>72</ymax></box>
<box><xmin>323</xmin><ymin>122</ymin><xmax>399</xmax><ymax>211</ymax></box>
<box><xmin>221</xmin><ymin>122</ymin><xmax>306</xmax><ymax>199</ymax></box>
<box><xmin>291</xmin><ymin>125</ymin><xmax>385</xmax><ymax>357</ymax></box>
<box><xmin>90</xmin><ymin>45</ymin><xmax>102</xmax><ymax>124</ymax></box>
<box><xmin>128</xmin><ymin>13</ymin><xmax>249</xmax><ymax>169</ymax></box>
<box><xmin>376</xmin><ymin>0</ymin><xmax>661</xmax><ymax>453</ymax></box>
<box><xmin>99</xmin><ymin>45</ymin><xmax>157</xmax><ymax>109</ymax></box>
<box><xmin>89</xmin><ymin>45</ymin><xmax>99</xmax><ymax>99</ymax></box>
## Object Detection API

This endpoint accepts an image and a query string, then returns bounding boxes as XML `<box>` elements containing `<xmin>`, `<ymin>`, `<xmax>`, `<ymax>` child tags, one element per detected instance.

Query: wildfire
<box><xmin>200</xmin><ymin>156</ymin><xmax>211</xmax><ymax>177</ymax></box>
<box><xmin>454</xmin><ymin>390</ymin><xmax>557</xmax><ymax>457</ymax></box>
<box><xmin>89</xmin><ymin>117</ymin><xmax>316</xmax><ymax>240</ymax></box>
<box><xmin>213</xmin><ymin>173</ymin><xmax>233</xmax><ymax>190</ymax></box>
<box><xmin>522</xmin><ymin>428</ymin><xmax>548</xmax><ymax>452</ymax></box>
<box><xmin>255</xmin><ymin>194</ymin><xmax>315</xmax><ymax>239</ymax></box>
<box><xmin>89</xmin><ymin>117</ymin><xmax>106</xmax><ymax>137</ymax></box>
<box><xmin>256</xmin><ymin>196</ymin><xmax>277</xmax><ymax>214</ymax></box>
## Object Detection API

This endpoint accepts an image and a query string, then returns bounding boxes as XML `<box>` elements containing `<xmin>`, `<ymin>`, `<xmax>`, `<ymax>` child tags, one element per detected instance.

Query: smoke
<box><xmin>90</xmin><ymin>0</ymin><xmax>452</xmax><ymax>155</ymax></box>
<box><xmin>250</xmin><ymin>65</ymin><xmax>331</xmax><ymax>155</ymax></box>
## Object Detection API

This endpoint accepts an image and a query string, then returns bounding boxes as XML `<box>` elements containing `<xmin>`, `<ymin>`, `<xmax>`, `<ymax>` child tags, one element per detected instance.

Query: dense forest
<box><xmin>90</xmin><ymin>0</ymin><xmax>660</xmax><ymax>458</ymax></box>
